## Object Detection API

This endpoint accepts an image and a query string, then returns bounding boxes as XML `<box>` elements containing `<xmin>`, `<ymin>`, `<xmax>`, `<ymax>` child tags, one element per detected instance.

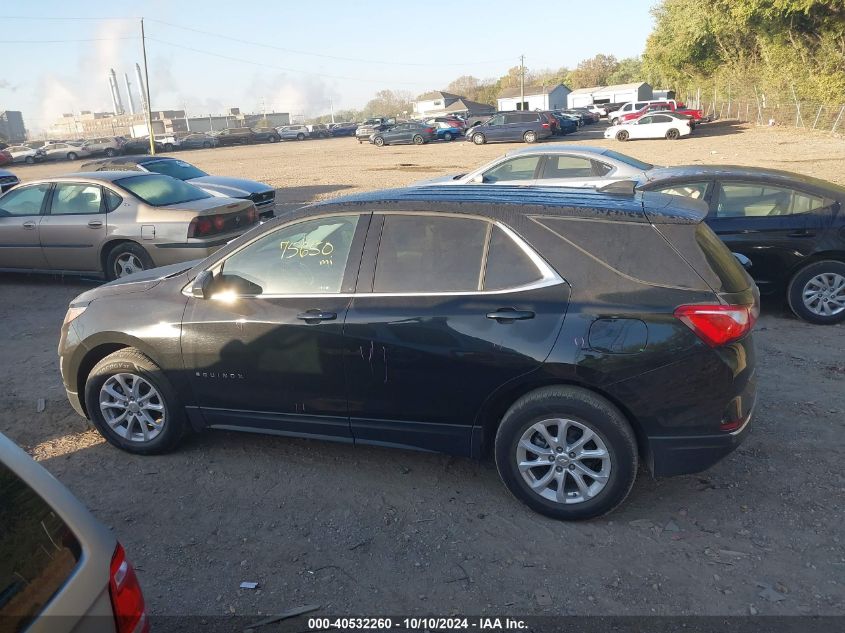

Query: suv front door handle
<box><xmin>297</xmin><ymin>310</ymin><xmax>337</xmax><ymax>323</ymax></box>
<box><xmin>22</xmin><ymin>221</ymin><xmax>37</xmax><ymax>230</ymax></box>
<box><xmin>87</xmin><ymin>219</ymin><xmax>103</xmax><ymax>228</ymax></box>
<box><xmin>486</xmin><ymin>308</ymin><xmax>535</xmax><ymax>323</ymax></box>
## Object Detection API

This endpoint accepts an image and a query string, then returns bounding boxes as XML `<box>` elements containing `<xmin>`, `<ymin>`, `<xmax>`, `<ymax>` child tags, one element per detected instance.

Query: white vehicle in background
<box><xmin>607</xmin><ymin>100</ymin><xmax>679</xmax><ymax>125</ymax></box>
<box><xmin>276</xmin><ymin>125</ymin><xmax>309</xmax><ymax>141</ymax></box>
<box><xmin>40</xmin><ymin>142</ymin><xmax>93</xmax><ymax>161</ymax></box>
<box><xmin>605</xmin><ymin>113</ymin><xmax>692</xmax><ymax>141</ymax></box>
<box><xmin>154</xmin><ymin>134</ymin><xmax>181</xmax><ymax>151</ymax></box>
<box><xmin>82</xmin><ymin>136</ymin><xmax>125</xmax><ymax>157</ymax></box>
<box><xmin>6</xmin><ymin>145</ymin><xmax>44</xmax><ymax>164</ymax></box>
<box><xmin>586</xmin><ymin>104</ymin><xmax>608</xmax><ymax>117</ymax></box>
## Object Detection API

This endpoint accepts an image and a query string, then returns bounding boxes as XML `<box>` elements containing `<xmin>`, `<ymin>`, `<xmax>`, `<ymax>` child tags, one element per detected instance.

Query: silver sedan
<box><xmin>413</xmin><ymin>145</ymin><xmax>656</xmax><ymax>188</ymax></box>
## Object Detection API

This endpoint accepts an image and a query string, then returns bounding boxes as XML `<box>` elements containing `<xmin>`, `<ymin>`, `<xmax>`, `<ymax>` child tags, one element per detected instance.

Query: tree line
<box><xmin>310</xmin><ymin>1</ymin><xmax>844</xmax><ymax>122</ymax></box>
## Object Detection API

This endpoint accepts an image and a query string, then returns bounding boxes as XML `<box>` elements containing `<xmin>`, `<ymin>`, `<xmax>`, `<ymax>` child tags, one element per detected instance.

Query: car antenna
<box><xmin>597</xmin><ymin>180</ymin><xmax>637</xmax><ymax>195</ymax></box>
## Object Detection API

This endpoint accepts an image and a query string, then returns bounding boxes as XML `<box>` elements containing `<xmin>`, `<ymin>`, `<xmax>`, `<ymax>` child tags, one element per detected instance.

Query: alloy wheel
<box><xmin>99</xmin><ymin>373</ymin><xmax>166</xmax><ymax>442</ymax></box>
<box><xmin>516</xmin><ymin>418</ymin><xmax>611</xmax><ymax>504</ymax></box>
<box><xmin>802</xmin><ymin>273</ymin><xmax>845</xmax><ymax>316</ymax></box>
<box><xmin>114</xmin><ymin>252</ymin><xmax>145</xmax><ymax>278</ymax></box>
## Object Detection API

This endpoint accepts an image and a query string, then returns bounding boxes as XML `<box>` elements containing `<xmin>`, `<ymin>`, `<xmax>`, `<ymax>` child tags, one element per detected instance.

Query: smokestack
<box><xmin>108</xmin><ymin>68</ymin><xmax>125</xmax><ymax>115</ymax></box>
<box><xmin>123</xmin><ymin>72</ymin><xmax>135</xmax><ymax>115</ymax></box>
<box><xmin>135</xmin><ymin>63</ymin><xmax>149</xmax><ymax>116</ymax></box>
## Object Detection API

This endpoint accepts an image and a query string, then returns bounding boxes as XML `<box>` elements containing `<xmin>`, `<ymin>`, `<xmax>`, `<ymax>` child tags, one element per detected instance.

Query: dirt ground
<box><xmin>2</xmin><ymin>123</ymin><xmax>844</xmax><ymax>619</ymax></box>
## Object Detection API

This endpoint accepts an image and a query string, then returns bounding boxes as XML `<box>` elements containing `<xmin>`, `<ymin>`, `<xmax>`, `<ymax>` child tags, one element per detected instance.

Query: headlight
<box><xmin>63</xmin><ymin>303</ymin><xmax>89</xmax><ymax>326</ymax></box>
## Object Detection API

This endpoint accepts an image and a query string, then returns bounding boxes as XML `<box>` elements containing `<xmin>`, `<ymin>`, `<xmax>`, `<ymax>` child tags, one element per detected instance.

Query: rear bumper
<box><xmin>648</xmin><ymin>381</ymin><xmax>756</xmax><ymax>476</ymax></box>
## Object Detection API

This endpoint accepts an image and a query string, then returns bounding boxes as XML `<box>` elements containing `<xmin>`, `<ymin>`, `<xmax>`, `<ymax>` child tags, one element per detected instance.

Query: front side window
<box><xmin>540</xmin><ymin>155</ymin><xmax>596</xmax><ymax>179</ymax></box>
<box><xmin>488</xmin><ymin>115</ymin><xmax>505</xmax><ymax>126</ymax></box>
<box><xmin>50</xmin><ymin>184</ymin><xmax>102</xmax><ymax>215</ymax></box>
<box><xmin>117</xmin><ymin>175</ymin><xmax>210</xmax><ymax>206</ymax></box>
<box><xmin>0</xmin><ymin>184</ymin><xmax>51</xmax><ymax>217</ymax></box>
<box><xmin>142</xmin><ymin>159</ymin><xmax>207</xmax><ymax>181</ymax></box>
<box><xmin>655</xmin><ymin>182</ymin><xmax>710</xmax><ymax>200</ymax></box>
<box><xmin>221</xmin><ymin>215</ymin><xmax>360</xmax><ymax>295</ymax></box>
<box><xmin>716</xmin><ymin>182</ymin><xmax>828</xmax><ymax>218</ymax></box>
<box><xmin>0</xmin><ymin>462</ymin><xmax>81</xmax><ymax>631</ymax></box>
<box><xmin>483</xmin><ymin>156</ymin><xmax>541</xmax><ymax>182</ymax></box>
<box><xmin>373</xmin><ymin>215</ymin><xmax>488</xmax><ymax>293</ymax></box>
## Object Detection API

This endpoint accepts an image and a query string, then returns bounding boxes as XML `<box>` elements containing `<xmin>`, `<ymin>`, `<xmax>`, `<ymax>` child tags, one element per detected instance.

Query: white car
<box><xmin>40</xmin><ymin>142</ymin><xmax>93</xmax><ymax>161</ymax></box>
<box><xmin>5</xmin><ymin>145</ymin><xmax>44</xmax><ymax>164</ymax></box>
<box><xmin>154</xmin><ymin>134</ymin><xmax>181</xmax><ymax>151</ymax></box>
<box><xmin>604</xmin><ymin>113</ymin><xmax>692</xmax><ymax>142</ymax></box>
<box><xmin>413</xmin><ymin>145</ymin><xmax>655</xmax><ymax>188</ymax></box>
<box><xmin>607</xmin><ymin>100</ymin><xmax>679</xmax><ymax>125</ymax></box>
<box><xmin>81</xmin><ymin>136</ymin><xmax>124</xmax><ymax>157</ymax></box>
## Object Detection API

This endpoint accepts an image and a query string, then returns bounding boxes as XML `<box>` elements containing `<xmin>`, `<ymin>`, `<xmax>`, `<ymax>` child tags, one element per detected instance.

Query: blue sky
<box><xmin>0</xmin><ymin>0</ymin><xmax>658</xmax><ymax>130</ymax></box>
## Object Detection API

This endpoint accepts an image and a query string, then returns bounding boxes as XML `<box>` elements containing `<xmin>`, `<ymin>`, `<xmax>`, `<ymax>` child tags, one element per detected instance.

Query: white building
<box><xmin>413</xmin><ymin>91</ymin><xmax>462</xmax><ymax>117</ymax></box>
<box><xmin>567</xmin><ymin>82</ymin><xmax>653</xmax><ymax>108</ymax></box>
<box><xmin>497</xmin><ymin>84</ymin><xmax>571</xmax><ymax>112</ymax></box>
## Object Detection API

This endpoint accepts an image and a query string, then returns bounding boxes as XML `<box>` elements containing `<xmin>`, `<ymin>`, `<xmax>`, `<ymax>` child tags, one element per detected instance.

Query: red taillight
<box><xmin>109</xmin><ymin>543</ymin><xmax>148</xmax><ymax>633</ymax></box>
<box><xmin>426</xmin><ymin>127</ymin><xmax>435</xmax><ymax>134</ymax></box>
<box><xmin>541</xmin><ymin>123</ymin><xmax>549</xmax><ymax>128</ymax></box>
<box><xmin>188</xmin><ymin>216</ymin><xmax>213</xmax><ymax>237</ymax></box>
<box><xmin>673</xmin><ymin>304</ymin><xmax>757</xmax><ymax>347</ymax></box>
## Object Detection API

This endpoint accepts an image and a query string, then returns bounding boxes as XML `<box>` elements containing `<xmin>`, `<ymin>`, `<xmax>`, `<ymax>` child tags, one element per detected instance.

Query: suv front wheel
<box><xmin>472</xmin><ymin>132</ymin><xmax>486</xmax><ymax>145</ymax></box>
<box><xmin>495</xmin><ymin>386</ymin><xmax>638</xmax><ymax>520</ymax></box>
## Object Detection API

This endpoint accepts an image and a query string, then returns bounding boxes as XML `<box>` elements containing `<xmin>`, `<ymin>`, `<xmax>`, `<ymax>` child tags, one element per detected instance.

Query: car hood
<box><xmin>71</xmin><ymin>260</ymin><xmax>200</xmax><ymax>304</ymax></box>
<box><xmin>411</xmin><ymin>173</ymin><xmax>466</xmax><ymax>186</ymax></box>
<box><xmin>187</xmin><ymin>176</ymin><xmax>271</xmax><ymax>198</ymax></box>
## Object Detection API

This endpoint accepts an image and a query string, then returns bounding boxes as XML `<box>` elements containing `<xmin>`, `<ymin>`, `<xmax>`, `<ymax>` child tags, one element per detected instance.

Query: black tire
<box><xmin>472</xmin><ymin>132</ymin><xmax>486</xmax><ymax>145</ymax></box>
<box><xmin>202</xmin><ymin>141</ymin><xmax>211</xmax><ymax>148</ymax></box>
<box><xmin>24</xmin><ymin>155</ymin><xmax>34</xmax><ymax>164</ymax></box>
<box><xmin>104</xmin><ymin>241</ymin><xmax>154</xmax><ymax>281</ymax></box>
<box><xmin>412</xmin><ymin>134</ymin><xmax>424</xmax><ymax>145</ymax></box>
<box><xmin>67</xmin><ymin>152</ymin><xmax>78</xmax><ymax>161</ymax></box>
<box><xmin>443</xmin><ymin>132</ymin><xmax>453</xmax><ymax>142</ymax></box>
<box><xmin>105</xmin><ymin>148</ymin><xmax>117</xmax><ymax>157</ymax></box>
<box><xmin>665</xmin><ymin>128</ymin><xmax>680</xmax><ymax>140</ymax></box>
<box><xmin>269</xmin><ymin>135</ymin><xmax>278</xmax><ymax>143</ymax></box>
<box><xmin>297</xmin><ymin>133</ymin><xmax>306</xmax><ymax>141</ymax></box>
<box><xmin>787</xmin><ymin>260</ymin><xmax>845</xmax><ymax>324</ymax></box>
<box><xmin>616</xmin><ymin>129</ymin><xmax>629</xmax><ymax>142</ymax></box>
<box><xmin>523</xmin><ymin>130</ymin><xmax>537</xmax><ymax>143</ymax></box>
<box><xmin>494</xmin><ymin>386</ymin><xmax>638</xmax><ymax>520</ymax></box>
<box><xmin>373</xmin><ymin>136</ymin><xmax>385</xmax><ymax>147</ymax></box>
<box><xmin>84</xmin><ymin>348</ymin><xmax>186</xmax><ymax>455</ymax></box>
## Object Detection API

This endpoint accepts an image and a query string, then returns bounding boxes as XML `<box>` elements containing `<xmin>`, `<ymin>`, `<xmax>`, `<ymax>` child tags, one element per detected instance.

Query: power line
<box><xmin>146</xmin><ymin>18</ymin><xmax>512</xmax><ymax>67</ymax></box>
<box><xmin>145</xmin><ymin>37</ymin><xmax>430</xmax><ymax>87</ymax></box>
<box><xmin>0</xmin><ymin>37</ymin><xmax>138</xmax><ymax>43</ymax></box>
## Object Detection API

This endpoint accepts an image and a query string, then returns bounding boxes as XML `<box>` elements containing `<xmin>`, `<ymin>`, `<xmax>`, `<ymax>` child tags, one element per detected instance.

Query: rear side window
<box><xmin>0</xmin><ymin>462</ymin><xmax>81</xmax><ymax>632</ymax></box>
<box><xmin>374</xmin><ymin>216</ymin><xmax>487</xmax><ymax>292</ymax></box>
<box><xmin>716</xmin><ymin>182</ymin><xmax>829</xmax><ymax>217</ymax></box>
<box><xmin>540</xmin><ymin>155</ymin><xmax>595</xmax><ymax>179</ymax></box>
<box><xmin>484</xmin><ymin>226</ymin><xmax>543</xmax><ymax>290</ymax></box>
<box><xmin>104</xmin><ymin>189</ymin><xmax>123</xmax><ymax>212</ymax></box>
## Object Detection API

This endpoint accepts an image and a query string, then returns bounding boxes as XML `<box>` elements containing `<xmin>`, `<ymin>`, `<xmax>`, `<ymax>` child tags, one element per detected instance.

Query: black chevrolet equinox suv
<box><xmin>59</xmin><ymin>186</ymin><xmax>759</xmax><ymax>520</ymax></box>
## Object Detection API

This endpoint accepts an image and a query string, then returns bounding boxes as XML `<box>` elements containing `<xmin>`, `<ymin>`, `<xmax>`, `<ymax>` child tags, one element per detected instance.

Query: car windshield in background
<box><xmin>601</xmin><ymin>149</ymin><xmax>654</xmax><ymax>171</ymax></box>
<box><xmin>143</xmin><ymin>159</ymin><xmax>208</xmax><ymax>181</ymax></box>
<box><xmin>116</xmin><ymin>174</ymin><xmax>211</xmax><ymax>206</ymax></box>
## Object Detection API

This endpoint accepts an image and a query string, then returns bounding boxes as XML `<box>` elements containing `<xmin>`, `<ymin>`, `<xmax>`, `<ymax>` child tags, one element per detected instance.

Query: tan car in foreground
<box><xmin>0</xmin><ymin>171</ymin><xmax>258</xmax><ymax>279</ymax></box>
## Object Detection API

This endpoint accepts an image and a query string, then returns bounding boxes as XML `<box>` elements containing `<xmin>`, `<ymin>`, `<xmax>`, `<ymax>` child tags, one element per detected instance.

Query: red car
<box><xmin>0</xmin><ymin>150</ymin><xmax>12</xmax><ymax>167</ymax></box>
<box><xmin>620</xmin><ymin>102</ymin><xmax>705</xmax><ymax>124</ymax></box>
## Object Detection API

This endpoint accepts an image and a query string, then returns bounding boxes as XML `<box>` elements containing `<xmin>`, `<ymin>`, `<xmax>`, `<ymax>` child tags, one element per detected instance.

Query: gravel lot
<box><xmin>2</xmin><ymin>123</ymin><xmax>844</xmax><ymax>619</ymax></box>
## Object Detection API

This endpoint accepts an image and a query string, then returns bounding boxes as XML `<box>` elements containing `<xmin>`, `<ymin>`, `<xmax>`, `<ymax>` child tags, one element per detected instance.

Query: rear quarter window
<box><xmin>0</xmin><ymin>463</ymin><xmax>81</xmax><ymax>632</ymax></box>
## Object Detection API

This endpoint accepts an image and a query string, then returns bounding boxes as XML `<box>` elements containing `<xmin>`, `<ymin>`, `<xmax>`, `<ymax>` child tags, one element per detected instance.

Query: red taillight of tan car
<box><xmin>188</xmin><ymin>207</ymin><xmax>257</xmax><ymax>238</ymax></box>
<box><xmin>109</xmin><ymin>543</ymin><xmax>148</xmax><ymax>633</ymax></box>
<box><xmin>673</xmin><ymin>304</ymin><xmax>757</xmax><ymax>347</ymax></box>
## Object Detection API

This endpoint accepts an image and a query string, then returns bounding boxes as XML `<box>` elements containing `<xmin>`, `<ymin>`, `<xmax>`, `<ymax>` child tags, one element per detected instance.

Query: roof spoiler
<box><xmin>597</xmin><ymin>180</ymin><xmax>637</xmax><ymax>195</ymax></box>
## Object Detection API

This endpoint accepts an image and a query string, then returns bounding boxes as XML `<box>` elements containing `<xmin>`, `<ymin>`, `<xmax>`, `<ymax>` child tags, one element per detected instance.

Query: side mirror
<box><xmin>191</xmin><ymin>270</ymin><xmax>214</xmax><ymax>299</ymax></box>
<box><xmin>733</xmin><ymin>253</ymin><xmax>752</xmax><ymax>270</ymax></box>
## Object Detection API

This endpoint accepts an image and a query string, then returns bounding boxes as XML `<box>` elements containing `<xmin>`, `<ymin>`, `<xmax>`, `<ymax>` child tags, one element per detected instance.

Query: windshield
<box><xmin>116</xmin><ymin>174</ymin><xmax>211</xmax><ymax>206</ymax></box>
<box><xmin>143</xmin><ymin>159</ymin><xmax>208</xmax><ymax>181</ymax></box>
<box><xmin>601</xmin><ymin>149</ymin><xmax>654</xmax><ymax>171</ymax></box>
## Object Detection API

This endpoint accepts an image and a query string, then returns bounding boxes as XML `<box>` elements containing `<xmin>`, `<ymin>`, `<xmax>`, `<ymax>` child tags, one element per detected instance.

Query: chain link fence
<box><xmin>682</xmin><ymin>91</ymin><xmax>845</xmax><ymax>134</ymax></box>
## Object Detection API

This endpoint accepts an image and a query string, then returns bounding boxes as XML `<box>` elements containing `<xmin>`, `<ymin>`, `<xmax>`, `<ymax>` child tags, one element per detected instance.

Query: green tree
<box><xmin>606</xmin><ymin>57</ymin><xmax>644</xmax><ymax>85</ymax></box>
<box><xmin>569</xmin><ymin>54</ymin><xmax>619</xmax><ymax>88</ymax></box>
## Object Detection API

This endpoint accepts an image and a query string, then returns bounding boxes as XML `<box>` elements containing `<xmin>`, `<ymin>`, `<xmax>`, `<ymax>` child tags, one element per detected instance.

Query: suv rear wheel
<box><xmin>523</xmin><ymin>130</ymin><xmax>537</xmax><ymax>143</ymax></box>
<box><xmin>84</xmin><ymin>348</ymin><xmax>186</xmax><ymax>455</ymax></box>
<box><xmin>412</xmin><ymin>134</ymin><xmax>424</xmax><ymax>145</ymax></box>
<box><xmin>297</xmin><ymin>133</ymin><xmax>306</xmax><ymax>141</ymax></box>
<box><xmin>495</xmin><ymin>386</ymin><xmax>638</xmax><ymax>520</ymax></box>
<box><xmin>787</xmin><ymin>260</ymin><xmax>845</xmax><ymax>324</ymax></box>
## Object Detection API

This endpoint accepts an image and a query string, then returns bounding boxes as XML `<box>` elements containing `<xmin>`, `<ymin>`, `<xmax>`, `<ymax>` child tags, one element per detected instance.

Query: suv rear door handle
<box><xmin>486</xmin><ymin>308</ymin><xmax>535</xmax><ymax>323</ymax></box>
<box><xmin>297</xmin><ymin>310</ymin><xmax>337</xmax><ymax>323</ymax></box>
<box><xmin>87</xmin><ymin>220</ymin><xmax>103</xmax><ymax>228</ymax></box>
<box><xmin>22</xmin><ymin>221</ymin><xmax>37</xmax><ymax>229</ymax></box>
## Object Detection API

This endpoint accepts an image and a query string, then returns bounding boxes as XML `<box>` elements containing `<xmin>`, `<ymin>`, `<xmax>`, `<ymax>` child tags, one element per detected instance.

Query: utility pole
<box><xmin>330</xmin><ymin>99</ymin><xmax>335</xmax><ymax>124</ymax></box>
<box><xmin>140</xmin><ymin>18</ymin><xmax>155</xmax><ymax>155</ymax></box>
<box><xmin>519</xmin><ymin>55</ymin><xmax>525</xmax><ymax>111</ymax></box>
